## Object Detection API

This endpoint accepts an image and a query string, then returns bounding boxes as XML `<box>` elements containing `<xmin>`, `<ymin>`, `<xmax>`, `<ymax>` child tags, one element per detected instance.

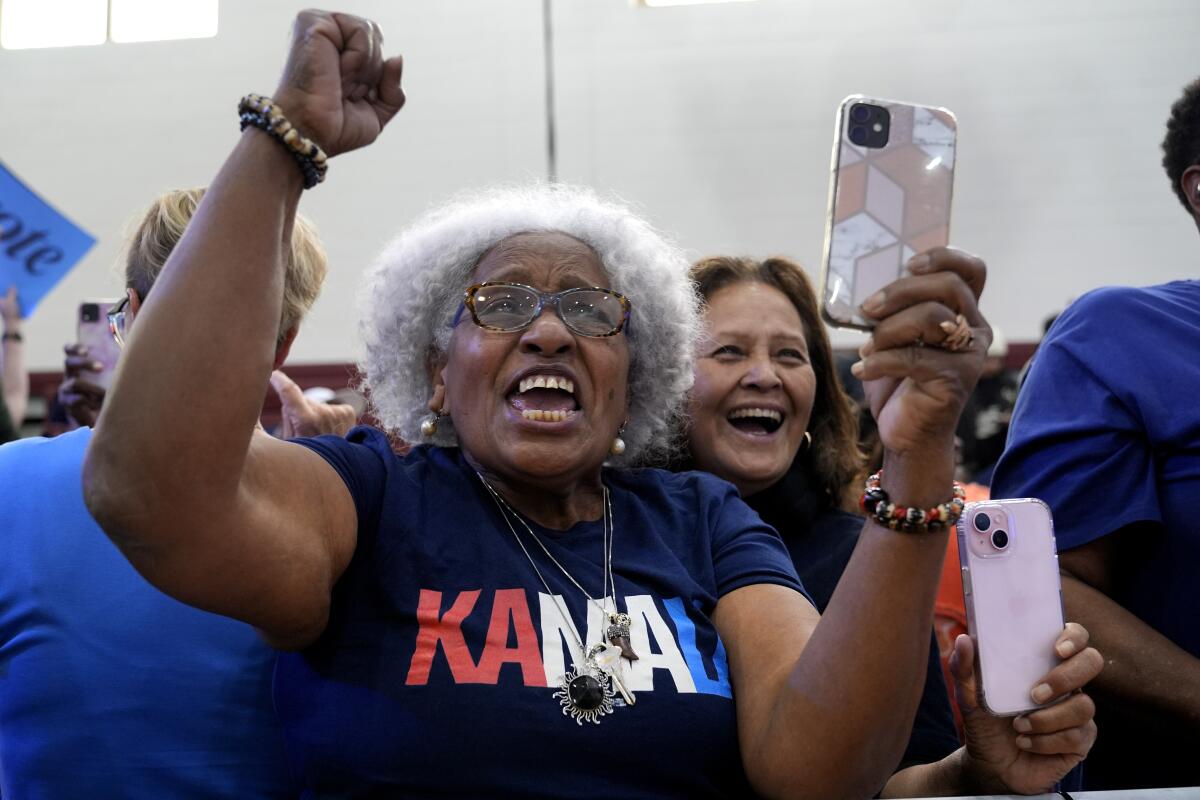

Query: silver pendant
<box><xmin>589</xmin><ymin>642</ymin><xmax>635</xmax><ymax>706</ymax></box>
<box><xmin>554</xmin><ymin>664</ymin><xmax>615</xmax><ymax>725</ymax></box>
<box><xmin>607</xmin><ymin>611</ymin><xmax>640</xmax><ymax>661</ymax></box>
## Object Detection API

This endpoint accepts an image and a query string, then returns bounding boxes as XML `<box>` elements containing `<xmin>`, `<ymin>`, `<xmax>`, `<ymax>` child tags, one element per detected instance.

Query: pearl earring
<box><xmin>610</xmin><ymin>421</ymin><xmax>627</xmax><ymax>456</ymax></box>
<box><xmin>421</xmin><ymin>414</ymin><xmax>440</xmax><ymax>438</ymax></box>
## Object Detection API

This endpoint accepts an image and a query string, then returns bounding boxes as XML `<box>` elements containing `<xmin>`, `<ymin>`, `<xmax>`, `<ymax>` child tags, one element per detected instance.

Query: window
<box><xmin>109</xmin><ymin>0</ymin><xmax>217</xmax><ymax>44</ymax></box>
<box><xmin>0</xmin><ymin>0</ymin><xmax>217</xmax><ymax>50</ymax></box>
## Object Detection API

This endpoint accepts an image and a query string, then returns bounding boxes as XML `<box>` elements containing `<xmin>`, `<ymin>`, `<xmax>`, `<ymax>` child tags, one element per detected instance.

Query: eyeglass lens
<box><xmin>473</xmin><ymin>285</ymin><xmax>624</xmax><ymax>335</ymax></box>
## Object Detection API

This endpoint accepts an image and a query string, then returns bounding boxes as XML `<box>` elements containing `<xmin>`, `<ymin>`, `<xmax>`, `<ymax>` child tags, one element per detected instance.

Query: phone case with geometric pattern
<box><xmin>820</xmin><ymin>95</ymin><xmax>957</xmax><ymax>330</ymax></box>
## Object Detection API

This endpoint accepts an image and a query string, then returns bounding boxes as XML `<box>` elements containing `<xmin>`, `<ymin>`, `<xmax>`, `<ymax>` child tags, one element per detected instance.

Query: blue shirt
<box><xmin>0</xmin><ymin>428</ymin><xmax>294</xmax><ymax>798</ymax></box>
<box><xmin>992</xmin><ymin>281</ymin><xmax>1200</xmax><ymax>789</ymax></box>
<box><xmin>279</xmin><ymin>428</ymin><xmax>806</xmax><ymax>798</ymax></box>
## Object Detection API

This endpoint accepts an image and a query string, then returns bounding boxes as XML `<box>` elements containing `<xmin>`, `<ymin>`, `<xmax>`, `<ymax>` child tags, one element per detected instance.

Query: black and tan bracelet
<box><xmin>1</xmin><ymin>331</ymin><xmax>21</xmax><ymax>342</ymax></box>
<box><xmin>237</xmin><ymin>93</ymin><xmax>329</xmax><ymax>189</ymax></box>
<box><xmin>859</xmin><ymin>470</ymin><xmax>965</xmax><ymax>533</ymax></box>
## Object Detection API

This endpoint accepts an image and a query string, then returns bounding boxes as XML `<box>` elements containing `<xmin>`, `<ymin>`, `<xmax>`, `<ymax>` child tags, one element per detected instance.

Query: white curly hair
<box><xmin>358</xmin><ymin>183</ymin><xmax>701</xmax><ymax>464</ymax></box>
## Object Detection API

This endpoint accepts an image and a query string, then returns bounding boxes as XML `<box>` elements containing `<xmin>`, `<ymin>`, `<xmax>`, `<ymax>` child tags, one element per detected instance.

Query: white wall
<box><xmin>2</xmin><ymin>0</ymin><xmax>1197</xmax><ymax>369</ymax></box>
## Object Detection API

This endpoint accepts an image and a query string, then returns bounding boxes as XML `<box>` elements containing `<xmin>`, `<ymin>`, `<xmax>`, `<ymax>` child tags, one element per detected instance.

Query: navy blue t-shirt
<box><xmin>992</xmin><ymin>281</ymin><xmax>1200</xmax><ymax>789</ymax></box>
<box><xmin>278</xmin><ymin>428</ymin><xmax>807</xmax><ymax>798</ymax></box>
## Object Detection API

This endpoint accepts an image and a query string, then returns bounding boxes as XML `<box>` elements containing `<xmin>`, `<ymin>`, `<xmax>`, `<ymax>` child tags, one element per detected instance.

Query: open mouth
<box><xmin>508</xmin><ymin>373</ymin><xmax>581</xmax><ymax>423</ymax></box>
<box><xmin>727</xmin><ymin>407</ymin><xmax>784</xmax><ymax>436</ymax></box>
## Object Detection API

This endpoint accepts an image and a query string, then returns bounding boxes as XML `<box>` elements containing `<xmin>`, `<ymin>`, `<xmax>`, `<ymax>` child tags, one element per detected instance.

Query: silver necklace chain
<box><xmin>477</xmin><ymin>474</ymin><xmax>617</xmax><ymax>620</ymax></box>
<box><xmin>476</xmin><ymin>472</ymin><xmax>637</xmax><ymax>720</ymax></box>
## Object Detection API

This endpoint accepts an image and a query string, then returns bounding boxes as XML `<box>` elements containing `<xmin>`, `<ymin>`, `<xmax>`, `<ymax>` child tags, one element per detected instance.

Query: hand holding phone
<box><xmin>820</xmin><ymin>95</ymin><xmax>958</xmax><ymax>330</ymax></box>
<box><xmin>957</xmin><ymin>499</ymin><xmax>1066</xmax><ymax>716</ymax></box>
<box><xmin>75</xmin><ymin>299</ymin><xmax>121</xmax><ymax>391</ymax></box>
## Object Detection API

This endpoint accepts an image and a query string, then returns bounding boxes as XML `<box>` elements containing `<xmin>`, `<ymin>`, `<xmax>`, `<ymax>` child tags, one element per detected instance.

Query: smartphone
<box><xmin>956</xmin><ymin>498</ymin><xmax>1066</xmax><ymax>716</ymax></box>
<box><xmin>77</xmin><ymin>299</ymin><xmax>122</xmax><ymax>390</ymax></box>
<box><xmin>820</xmin><ymin>95</ymin><xmax>958</xmax><ymax>330</ymax></box>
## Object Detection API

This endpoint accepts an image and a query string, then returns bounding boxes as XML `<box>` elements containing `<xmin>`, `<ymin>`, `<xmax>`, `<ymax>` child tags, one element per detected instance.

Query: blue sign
<box><xmin>0</xmin><ymin>160</ymin><xmax>96</xmax><ymax>318</ymax></box>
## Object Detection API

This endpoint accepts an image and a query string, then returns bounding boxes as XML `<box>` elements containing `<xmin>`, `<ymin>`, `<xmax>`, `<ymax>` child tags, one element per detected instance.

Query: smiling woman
<box><xmin>680</xmin><ymin>255</ymin><xmax>1104</xmax><ymax>797</ymax></box>
<box><xmin>80</xmin><ymin>9</ymin><xmax>1100</xmax><ymax>799</ymax></box>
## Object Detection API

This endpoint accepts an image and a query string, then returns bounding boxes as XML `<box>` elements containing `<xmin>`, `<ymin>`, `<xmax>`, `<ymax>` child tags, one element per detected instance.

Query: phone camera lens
<box><xmin>850</xmin><ymin>104</ymin><xmax>872</xmax><ymax>124</ymax></box>
<box><xmin>973</xmin><ymin>512</ymin><xmax>991</xmax><ymax>532</ymax></box>
<box><xmin>849</xmin><ymin>125</ymin><xmax>868</xmax><ymax>146</ymax></box>
<box><xmin>81</xmin><ymin>303</ymin><xmax>99</xmax><ymax>323</ymax></box>
<box><xmin>991</xmin><ymin>530</ymin><xmax>1009</xmax><ymax>550</ymax></box>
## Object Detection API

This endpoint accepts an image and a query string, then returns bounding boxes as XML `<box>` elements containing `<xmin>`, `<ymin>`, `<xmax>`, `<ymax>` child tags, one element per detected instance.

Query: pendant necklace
<box><xmin>478</xmin><ymin>474</ymin><xmax>637</xmax><ymax>725</ymax></box>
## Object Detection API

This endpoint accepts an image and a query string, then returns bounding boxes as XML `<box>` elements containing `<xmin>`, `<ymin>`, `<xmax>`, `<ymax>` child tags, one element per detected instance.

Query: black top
<box><xmin>745</xmin><ymin>461</ymin><xmax>962</xmax><ymax>769</ymax></box>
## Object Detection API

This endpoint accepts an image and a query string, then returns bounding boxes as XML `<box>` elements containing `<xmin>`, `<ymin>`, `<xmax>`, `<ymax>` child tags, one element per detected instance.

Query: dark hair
<box><xmin>689</xmin><ymin>256</ymin><xmax>863</xmax><ymax>502</ymax></box>
<box><xmin>1163</xmin><ymin>77</ymin><xmax>1200</xmax><ymax>213</ymax></box>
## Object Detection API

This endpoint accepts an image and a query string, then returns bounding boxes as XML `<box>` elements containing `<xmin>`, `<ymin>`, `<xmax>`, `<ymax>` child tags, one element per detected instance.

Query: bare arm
<box><xmin>1</xmin><ymin>286</ymin><xmax>28</xmax><ymax>427</ymax></box>
<box><xmin>718</xmin><ymin>249</ymin><xmax>993</xmax><ymax>799</ymax></box>
<box><xmin>83</xmin><ymin>11</ymin><xmax>405</xmax><ymax>648</ymax></box>
<box><xmin>1060</xmin><ymin>527</ymin><xmax>1200</xmax><ymax>726</ymax></box>
<box><xmin>717</xmin><ymin>513</ymin><xmax>952</xmax><ymax>799</ymax></box>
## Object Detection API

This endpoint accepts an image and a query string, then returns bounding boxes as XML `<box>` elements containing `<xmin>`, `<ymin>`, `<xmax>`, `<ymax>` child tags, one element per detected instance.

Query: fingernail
<box><xmin>1056</xmin><ymin>639</ymin><xmax>1076</xmax><ymax>658</ymax></box>
<box><xmin>860</xmin><ymin>291</ymin><xmax>885</xmax><ymax>315</ymax></box>
<box><xmin>850</xmin><ymin>360</ymin><xmax>864</xmax><ymax>378</ymax></box>
<box><xmin>92</xmin><ymin>362</ymin><xmax>103</xmax><ymax>371</ymax></box>
<box><xmin>908</xmin><ymin>253</ymin><xmax>932</xmax><ymax>272</ymax></box>
<box><xmin>939</xmin><ymin>320</ymin><xmax>958</xmax><ymax>334</ymax></box>
<box><xmin>1031</xmin><ymin>683</ymin><xmax>1053</xmax><ymax>703</ymax></box>
<box><xmin>1013</xmin><ymin>716</ymin><xmax>1032</xmax><ymax>733</ymax></box>
<box><xmin>1015</xmin><ymin>735</ymin><xmax>1033</xmax><ymax>750</ymax></box>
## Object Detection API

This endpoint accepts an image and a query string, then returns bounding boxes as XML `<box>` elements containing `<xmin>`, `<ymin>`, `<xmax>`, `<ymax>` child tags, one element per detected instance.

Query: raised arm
<box><xmin>717</xmin><ymin>250</ymin><xmax>989</xmax><ymax>798</ymax></box>
<box><xmin>83</xmin><ymin>11</ymin><xmax>405</xmax><ymax>648</ymax></box>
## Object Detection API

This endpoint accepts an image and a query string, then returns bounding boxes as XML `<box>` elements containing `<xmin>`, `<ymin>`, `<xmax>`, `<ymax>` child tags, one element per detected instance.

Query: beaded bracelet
<box><xmin>237</xmin><ymin>93</ymin><xmax>329</xmax><ymax>189</ymax></box>
<box><xmin>859</xmin><ymin>471</ymin><xmax>965</xmax><ymax>533</ymax></box>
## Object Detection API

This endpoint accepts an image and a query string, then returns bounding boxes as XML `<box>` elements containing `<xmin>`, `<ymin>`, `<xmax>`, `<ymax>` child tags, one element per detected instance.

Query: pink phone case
<box><xmin>77</xmin><ymin>299</ymin><xmax>121</xmax><ymax>391</ymax></box>
<box><xmin>820</xmin><ymin>95</ymin><xmax>957</xmax><ymax>330</ymax></box>
<box><xmin>957</xmin><ymin>499</ymin><xmax>1065</xmax><ymax>716</ymax></box>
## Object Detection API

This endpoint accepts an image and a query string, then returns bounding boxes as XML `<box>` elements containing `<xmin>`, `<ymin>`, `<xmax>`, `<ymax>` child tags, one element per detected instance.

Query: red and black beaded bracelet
<box><xmin>859</xmin><ymin>471</ymin><xmax>965</xmax><ymax>533</ymax></box>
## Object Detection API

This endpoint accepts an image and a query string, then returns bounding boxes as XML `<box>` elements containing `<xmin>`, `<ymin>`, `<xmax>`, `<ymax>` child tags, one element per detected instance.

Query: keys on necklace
<box><xmin>606</xmin><ymin>611</ymin><xmax>640</xmax><ymax>661</ymax></box>
<box><xmin>588</xmin><ymin>643</ymin><xmax>635</xmax><ymax>706</ymax></box>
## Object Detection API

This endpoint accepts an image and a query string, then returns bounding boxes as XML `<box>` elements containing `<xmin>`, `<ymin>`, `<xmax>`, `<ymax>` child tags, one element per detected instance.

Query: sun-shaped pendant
<box><xmin>554</xmin><ymin>666</ymin><xmax>615</xmax><ymax>725</ymax></box>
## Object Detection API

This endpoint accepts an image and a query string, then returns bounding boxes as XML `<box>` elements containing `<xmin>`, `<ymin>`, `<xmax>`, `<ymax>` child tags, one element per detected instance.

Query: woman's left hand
<box><xmin>855</xmin><ymin>248</ymin><xmax>990</xmax><ymax>469</ymax></box>
<box><xmin>953</xmin><ymin>623</ymin><xmax>1102</xmax><ymax>794</ymax></box>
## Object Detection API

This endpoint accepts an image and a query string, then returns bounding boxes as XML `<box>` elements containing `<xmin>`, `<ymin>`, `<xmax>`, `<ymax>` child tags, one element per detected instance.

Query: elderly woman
<box><xmin>83</xmin><ymin>11</ymin><xmax>1077</xmax><ymax>797</ymax></box>
<box><xmin>682</xmin><ymin>256</ymin><xmax>1100</xmax><ymax>796</ymax></box>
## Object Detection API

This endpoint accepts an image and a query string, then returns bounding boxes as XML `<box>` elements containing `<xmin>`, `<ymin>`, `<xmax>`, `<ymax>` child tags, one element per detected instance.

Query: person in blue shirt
<box><xmin>83</xmin><ymin>10</ymin><xmax>1097</xmax><ymax>797</ymax></box>
<box><xmin>0</xmin><ymin>187</ymin><xmax>353</xmax><ymax>797</ymax></box>
<box><xmin>991</xmin><ymin>76</ymin><xmax>1200</xmax><ymax>791</ymax></box>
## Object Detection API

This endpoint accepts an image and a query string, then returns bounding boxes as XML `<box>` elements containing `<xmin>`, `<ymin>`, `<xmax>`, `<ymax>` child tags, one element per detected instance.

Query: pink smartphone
<box><xmin>77</xmin><ymin>299</ymin><xmax>122</xmax><ymax>390</ymax></box>
<box><xmin>820</xmin><ymin>95</ymin><xmax>958</xmax><ymax>330</ymax></box>
<box><xmin>957</xmin><ymin>498</ymin><xmax>1066</xmax><ymax>716</ymax></box>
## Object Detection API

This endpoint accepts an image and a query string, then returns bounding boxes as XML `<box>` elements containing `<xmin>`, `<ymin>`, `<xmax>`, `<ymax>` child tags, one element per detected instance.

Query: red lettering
<box><xmin>472</xmin><ymin>588</ymin><xmax>547</xmax><ymax>687</ymax></box>
<box><xmin>405</xmin><ymin>589</ymin><xmax>481</xmax><ymax>685</ymax></box>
